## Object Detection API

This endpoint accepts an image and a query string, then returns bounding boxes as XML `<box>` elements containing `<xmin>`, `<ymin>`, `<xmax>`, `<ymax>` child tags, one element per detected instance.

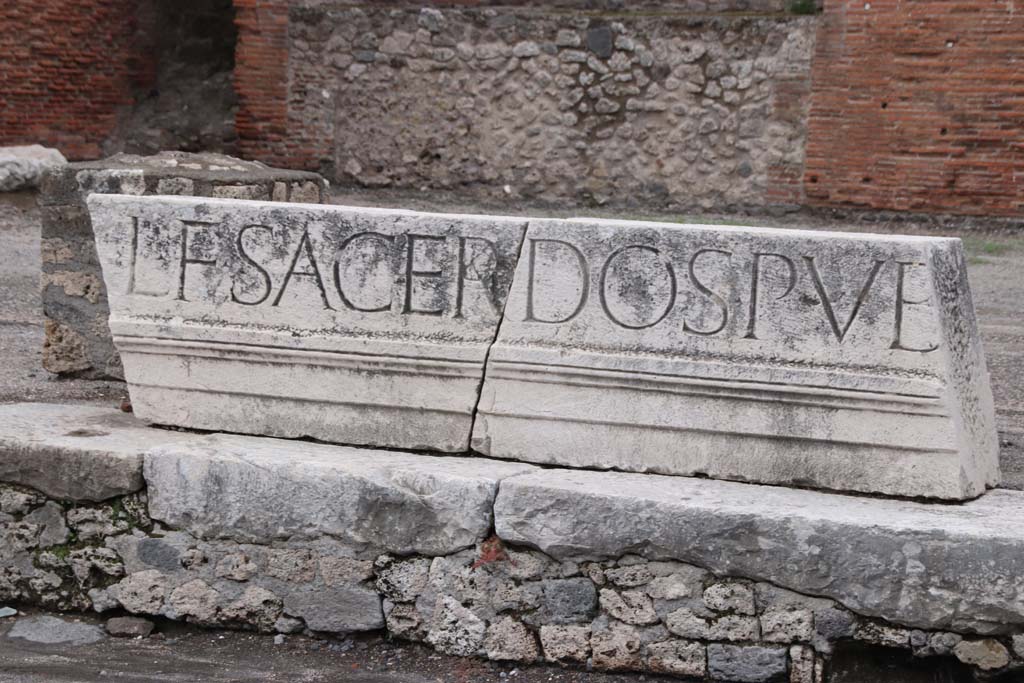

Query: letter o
<box><xmin>599</xmin><ymin>245</ymin><xmax>677</xmax><ymax>330</ymax></box>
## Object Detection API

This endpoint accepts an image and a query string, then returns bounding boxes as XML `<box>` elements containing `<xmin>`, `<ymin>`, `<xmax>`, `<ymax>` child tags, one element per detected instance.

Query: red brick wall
<box><xmin>804</xmin><ymin>0</ymin><xmax>1024</xmax><ymax>216</ymax></box>
<box><xmin>0</xmin><ymin>1</ymin><xmax>154</xmax><ymax>160</ymax></box>
<box><xmin>233</xmin><ymin>0</ymin><xmax>293</xmax><ymax>168</ymax></box>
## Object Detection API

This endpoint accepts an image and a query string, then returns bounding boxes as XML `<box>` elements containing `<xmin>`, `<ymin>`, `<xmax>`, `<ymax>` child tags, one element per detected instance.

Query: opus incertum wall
<box><xmin>89</xmin><ymin>195</ymin><xmax>999</xmax><ymax>499</ymax></box>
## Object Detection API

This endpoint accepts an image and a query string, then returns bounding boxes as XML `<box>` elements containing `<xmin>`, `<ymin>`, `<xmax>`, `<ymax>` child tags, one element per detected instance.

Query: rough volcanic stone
<box><xmin>590</xmin><ymin>618</ymin><xmax>643</xmax><ymax>671</ymax></box>
<box><xmin>0</xmin><ymin>403</ymin><xmax>195</xmax><ymax>502</ymax></box>
<box><xmin>495</xmin><ymin>469</ymin><xmax>1024</xmax><ymax>634</ymax></box>
<box><xmin>646</xmin><ymin>639</ymin><xmax>706</xmax><ymax>677</ymax></box>
<box><xmin>540</xmin><ymin>624</ymin><xmax>591</xmax><ymax>663</ymax></box>
<box><xmin>0</xmin><ymin>145</ymin><xmax>66</xmax><ymax>191</ymax></box>
<box><xmin>105</xmin><ymin>616</ymin><xmax>154</xmax><ymax>638</ymax></box>
<box><xmin>952</xmin><ymin>639</ymin><xmax>1010</xmax><ymax>670</ymax></box>
<box><xmin>89</xmin><ymin>194</ymin><xmax>527</xmax><ymax>451</ymax></box>
<box><xmin>760</xmin><ymin>609</ymin><xmax>814</xmax><ymax>643</ymax></box>
<box><xmin>599</xmin><ymin>588</ymin><xmax>659</xmax><ymax>625</ymax></box>
<box><xmin>704</xmin><ymin>582</ymin><xmax>756</xmax><ymax>615</ymax></box>
<box><xmin>7</xmin><ymin>615</ymin><xmax>105</xmax><ymax>646</ymax></box>
<box><xmin>110</xmin><ymin>570</ymin><xmax>168</xmax><ymax>614</ymax></box>
<box><xmin>144</xmin><ymin>434</ymin><xmax>536</xmax><ymax>555</ymax></box>
<box><xmin>281</xmin><ymin>583</ymin><xmax>382</xmax><ymax>633</ymax></box>
<box><xmin>474</xmin><ymin>218</ymin><xmax>998</xmax><ymax>500</ymax></box>
<box><xmin>483</xmin><ymin>616</ymin><xmax>540</xmax><ymax>661</ymax></box>
<box><xmin>535</xmin><ymin>578</ymin><xmax>598</xmax><ymax>624</ymax></box>
<box><xmin>375</xmin><ymin>556</ymin><xmax>432</xmax><ymax>602</ymax></box>
<box><xmin>426</xmin><ymin>596</ymin><xmax>486</xmax><ymax>656</ymax></box>
<box><xmin>707</xmin><ymin>644</ymin><xmax>787</xmax><ymax>682</ymax></box>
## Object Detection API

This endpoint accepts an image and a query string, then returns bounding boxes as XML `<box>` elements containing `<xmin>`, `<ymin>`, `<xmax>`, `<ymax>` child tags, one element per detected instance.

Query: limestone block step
<box><xmin>145</xmin><ymin>434</ymin><xmax>537</xmax><ymax>556</ymax></box>
<box><xmin>495</xmin><ymin>468</ymin><xmax>1024</xmax><ymax>635</ymax></box>
<box><xmin>0</xmin><ymin>402</ymin><xmax>194</xmax><ymax>501</ymax></box>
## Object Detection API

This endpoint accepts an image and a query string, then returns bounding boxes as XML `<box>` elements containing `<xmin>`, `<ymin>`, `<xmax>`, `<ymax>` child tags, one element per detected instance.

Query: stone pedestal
<box><xmin>39</xmin><ymin>151</ymin><xmax>328</xmax><ymax>379</ymax></box>
<box><xmin>1</xmin><ymin>402</ymin><xmax>1022</xmax><ymax>681</ymax></box>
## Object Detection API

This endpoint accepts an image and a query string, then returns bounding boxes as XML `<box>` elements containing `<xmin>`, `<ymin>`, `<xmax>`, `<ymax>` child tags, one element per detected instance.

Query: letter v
<box><xmin>803</xmin><ymin>256</ymin><xmax>886</xmax><ymax>342</ymax></box>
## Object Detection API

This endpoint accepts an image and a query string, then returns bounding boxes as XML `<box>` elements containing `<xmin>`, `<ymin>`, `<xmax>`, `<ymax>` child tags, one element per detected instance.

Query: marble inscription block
<box><xmin>89</xmin><ymin>194</ymin><xmax>527</xmax><ymax>451</ymax></box>
<box><xmin>472</xmin><ymin>218</ymin><xmax>999</xmax><ymax>499</ymax></box>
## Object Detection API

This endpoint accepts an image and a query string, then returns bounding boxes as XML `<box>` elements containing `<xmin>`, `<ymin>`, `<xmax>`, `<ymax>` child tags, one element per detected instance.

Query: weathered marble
<box><xmin>40</xmin><ymin>152</ymin><xmax>330</xmax><ymax>380</ymax></box>
<box><xmin>473</xmin><ymin>218</ymin><xmax>999</xmax><ymax>499</ymax></box>
<box><xmin>144</xmin><ymin>434</ymin><xmax>536</xmax><ymax>555</ymax></box>
<box><xmin>494</xmin><ymin>468</ymin><xmax>1024</xmax><ymax>635</ymax></box>
<box><xmin>88</xmin><ymin>194</ymin><xmax>527</xmax><ymax>451</ymax></box>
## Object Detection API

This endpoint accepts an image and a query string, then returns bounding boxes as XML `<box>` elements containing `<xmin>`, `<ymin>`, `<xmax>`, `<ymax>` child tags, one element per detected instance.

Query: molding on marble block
<box><xmin>144</xmin><ymin>434</ymin><xmax>537</xmax><ymax>556</ymax></box>
<box><xmin>473</xmin><ymin>217</ymin><xmax>999</xmax><ymax>500</ymax></box>
<box><xmin>494</xmin><ymin>468</ymin><xmax>1024</xmax><ymax>635</ymax></box>
<box><xmin>0</xmin><ymin>402</ymin><xmax>195</xmax><ymax>502</ymax></box>
<box><xmin>87</xmin><ymin>194</ymin><xmax>528</xmax><ymax>452</ymax></box>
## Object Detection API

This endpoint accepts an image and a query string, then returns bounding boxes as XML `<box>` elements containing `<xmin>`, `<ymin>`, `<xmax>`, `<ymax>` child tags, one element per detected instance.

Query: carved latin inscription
<box><xmin>119</xmin><ymin>213</ymin><xmax>514</xmax><ymax>325</ymax></box>
<box><xmin>518</xmin><ymin>233</ymin><xmax>938</xmax><ymax>354</ymax></box>
<box><xmin>89</xmin><ymin>195</ymin><xmax>528</xmax><ymax>452</ymax></box>
<box><xmin>475</xmin><ymin>217</ymin><xmax>999</xmax><ymax>500</ymax></box>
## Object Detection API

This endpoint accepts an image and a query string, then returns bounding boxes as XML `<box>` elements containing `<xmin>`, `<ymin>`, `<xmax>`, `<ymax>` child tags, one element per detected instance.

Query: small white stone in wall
<box><xmin>599</xmin><ymin>588</ymin><xmax>659</xmax><ymax>625</ymax></box>
<box><xmin>513</xmin><ymin>41</ymin><xmax>540</xmax><ymax>58</ymax></box>
<box><xmin>426</xmin><ymin>596</ymin><xmax>486</xmax><ymax>657</ymax></box>
<box><xmin>539</xmin><ymin>624</ymin><xmax>591</xmax><ymax>663</ymax></box>
<box><xmin>952</xmin><ymin>640</ymin><xmax>1010</xmax><ymax>671</ymax></box>
<box><xmin>484</xmin><ymin>617</ymin><xmax>540</xmax><ymax>662</ymax></box>
<box><xmin>760</xmin><ymin>609</ymin><xmax>814</xmax><ymax>643</ymax></box>
<box><xmin>555</xmin><ymin>30</ymin><xmax>581</xmax><ymax>47</ymax></box>
<box><xmin>704</xmin><ymin>583</ymin><xmax>756</xmax><ymax>615</ymax></box>
<box><xmin>645</xmin><ymin>640</ymin><xmax>706</xmax><ymax>677</ymax></box>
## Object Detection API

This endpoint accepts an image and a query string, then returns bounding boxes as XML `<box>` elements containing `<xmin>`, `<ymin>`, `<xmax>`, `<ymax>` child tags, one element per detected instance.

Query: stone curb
<box><xmin>0</xmin><ymin>403</ymin><xmax>194</xmax><ymax>502</ymax></box>
<box><xmin>495</xmin><ymin>468</ymin><xmax>1024</xmax><ymax>635</ymax></box>
<box><xmin>145</xmin><ymin>433</ymin><xmax>537</xmax><ymax>556</ymax></box>
<box><xmin>2</xmin><ymin>402</ymin><xmax>1024</xmax><ymax>680</ymax></box>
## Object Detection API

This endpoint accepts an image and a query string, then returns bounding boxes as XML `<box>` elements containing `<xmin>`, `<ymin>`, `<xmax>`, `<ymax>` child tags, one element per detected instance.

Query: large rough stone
<box><xmin>952</xmin><ymin>639</ymin><xmax>1010</xmax><ymax>670</ymax></box>
<box><xmin>707</xmin><ymin>644</ymin><xmax>787</xmax><ymax>682</ymax></box>
<box><xmin>539</xmin><ymin>624</ymin><xmax>590</xmax><ymax>663</ymax></box>
<box><xmin>645</xmin><ymin>640</ymin><xmax>706</xmax><ymax>677</ymax></box>
<box><xmin>144</xmin><ymin>434</ymin><xmax>536</xmax><ymax>555</ymax></box>
<box><xmin>495</xmin><ymin>469</ymin><xmax>1024</xmax><ymax>634</ymax></box>
<box><xmin>426</xmin><ymin>596</ymin><xmax>486</xmax><ymax>656</ymax></box>
<box><xmin>6</xmin><ymin>615</ymin><xmax>105</xmax><ymax>646</ymax></box>
<box><xmin>89</xmin><ymin>194</ymin><xmax>527</xmax><ymax>451</ymax></box>
<box><xmin>282</xmin><ymin>583</ymin><xmax>382</xmax><ymax>633</ymax></box>
<box><xmin>0</xmin><ymin>145</ymin><xmax>66</xmax><ymax>191</ymax></box>
<box><xmin>0</xmin><ymin>403</ymin><xmax>195</xmax><ymax>502</ymax></box>
<box><xmin>474</xmin><ymin>218</ymin><xmax>998</xmax><ymax>500</ymax></box>
<box><xmin>483</xmin><ymin>616</ymin><xmax>540</xmax><ymax>662</ymax></box>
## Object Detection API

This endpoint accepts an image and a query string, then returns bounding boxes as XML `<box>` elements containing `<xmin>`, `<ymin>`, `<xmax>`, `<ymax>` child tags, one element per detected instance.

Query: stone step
<box><xmin>0</xmin><ymin>402</ymin><xmax>194</xmax><ymax>502</ymax></box>
<box><xmin>496</xmin><ymin>468</ymin><xmax>1024</xmax><ymax>635</ymax></box>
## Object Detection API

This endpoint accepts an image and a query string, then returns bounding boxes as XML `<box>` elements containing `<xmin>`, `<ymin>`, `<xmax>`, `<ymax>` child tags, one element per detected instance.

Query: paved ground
<box><xmin>0</xmin><ymin>609</ymin><xmax>976</xmax><ymax>683</ymax></box>
<box><xmin>3</xmin><ymin>193</ymin><xmax>1022</xmax><ymax>486</ymax></box>
<box><xmin>0</xmin><ymin>609</ymin><xmax>669</xmax><ymax>683</ymax></box>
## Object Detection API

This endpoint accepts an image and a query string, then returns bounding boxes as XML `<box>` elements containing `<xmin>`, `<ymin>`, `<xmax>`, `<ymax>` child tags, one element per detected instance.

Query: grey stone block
<box><xmin>0</xmin><ymin>403</ymin><xmax>195</xmax><ymax>502</ymax></box>
<box><xmin>495</xmin><ymin>468</ymin><xmax>1024</xmax><ymax>634</ymax></box>
<box><xmin>144</xmin><ymin>434</ymin><xmax>536</xmax><ymax>555</ymax></box>
<box><xmin>707</xmin><ymin>644</ymin><xmax>787</xmax><ymax>682</ymax></box>
<box><xmin>7</xmin><ymin>615</ymin><xmax>106</xmax><ymax>646</ymax></box>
